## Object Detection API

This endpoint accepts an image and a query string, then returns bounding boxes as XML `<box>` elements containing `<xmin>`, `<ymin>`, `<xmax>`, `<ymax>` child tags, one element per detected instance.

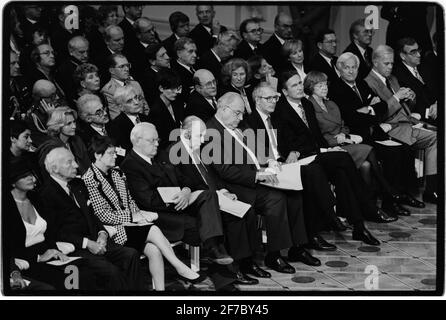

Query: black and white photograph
<box><xmin>1</xmin><ymin>1</ymin><xmax>443</xmax><ymax>299</ymax></box>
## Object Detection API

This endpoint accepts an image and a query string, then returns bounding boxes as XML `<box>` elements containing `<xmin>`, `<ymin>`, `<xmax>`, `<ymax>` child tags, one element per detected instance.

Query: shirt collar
<box><xmin>140</xmin><ymin>41</ymin><xmax>149</xmax><ymax>48</ymax></box>
<box><xmin>274</xmin><ymin>33</ymin><xmax>285</xmax><ymax>45</ymax></box>
<box><xmin>125</xmin><ymin>113</ymin><xmax>138</xmax><ymax>125</ymax></box>
<box><xmin>113</xmin><ymin>78</ymin><xmax>126</xmax><ymax>86</ymax></box>
<box><xmin>133</xmin><ymin>148</ymin><xmax>152</xmax><ymax>164</ymax></box>
<box><xmin>257</xmin><ymin>108</ymin><xmax>271</xmax><ymax>123</ymax></box>
<box><xmin>287</xmin><ymin>98</ymin><xmax>302</xmax><ymax>109</ymax></box>
<box><xmin>402</xmin><ymin>62</ymin><xmax>418</xmax><ymax>74</ymax></box>
<box><xmin>247</xmin><ymin>42</ymin><xmax>257</xmax><ymax>51</ymax></box>
<box><xmin>210</xmin><ymin>49</ymin><xmax>221</xmax><ymax>62</ymax></box>
<box><xmin>203</xmin><ymin>25</ymin><xmax>212</xmax><ymax>34</ymax></box>
<box><xmin>126</xmin><ymin>17</ymin><xmax>135</xmax><ymax>25</ymax></box>
<box><xmin>372</xmin><ymin>69</ymin><xmax>387</xmax><ymax>85</ymax></box>
<box><xmin>26</xmin><ymin>18</ymin><xmax>37</xmax><ymax>24</ymax></box>
<box><xmin>319</xmin><ymin>52</ymin><xmax>333</xmax><ymax>65</ymax></box>
<box><xmin>354</xmin><ymin>42</ymin><xmax>366</xmax><ymax>57</ymax></box>
<box><xmin>177</xmin><ymin>60</ymin><xmax>193</xmax><ymax>72</ymax></box>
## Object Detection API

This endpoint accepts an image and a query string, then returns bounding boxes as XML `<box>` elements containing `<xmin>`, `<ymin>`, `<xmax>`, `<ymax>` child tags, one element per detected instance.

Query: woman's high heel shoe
<box><xmin>177</xmin><ymin>272</ymin><xmax>207</xmax><ymax>284</ymax></box>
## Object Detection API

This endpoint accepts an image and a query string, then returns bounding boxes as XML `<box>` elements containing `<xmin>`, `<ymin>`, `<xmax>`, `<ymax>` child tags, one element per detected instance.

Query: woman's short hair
<box><xmin>73</xmin><ymin>63</ymin><xmax>99</xmax><ymax>90</ymax></box>
<box><xmin>303</xmin><ymin>71</ymin><xmax>328</xmax><ymax>95</ymax></box>
<box><xmin>220</xmin><ymin>58</ymin><xmax>251</xmax><ymax>86</ymax></box>
<box><xmin>156</xmin><ymin>68</ymin><xmax>182</xmax><ymax>90</ymax></box>
<box><xmin>97</xmin><ymin>5</ymin><xmax>118</xmax><ymax>26</ymax></box>
<box><xmin>88</xmin><ymin>135</ymin><xmax>116</xmax><ymax>160</ymax></box>
<box><xmin>46</xmin><ymin>106</ymin><xmax>78</xmax><ymax>136</ymax></box>
<box><xmin>281</xmin><ymin>39</ymin><xmax>303</xmax><ymax>59</ymax></box>
<box><xmin>247</xmin><ymin>55</ymin><xmax>264</xmax><ymax>77</ymax></box>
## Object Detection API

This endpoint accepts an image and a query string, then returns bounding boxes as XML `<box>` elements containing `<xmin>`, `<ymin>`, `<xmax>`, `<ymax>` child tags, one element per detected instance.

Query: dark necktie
<box><xmin>67</xmin><ymin>184</ymin><xmax>80</xmax><ymax>208</ymax></box>
<box><xmin>211</xmin><ymin>98</ymin><xmax>217</xmax><ymax>109</ymax></box>
<box><xmin>330</xmin><ymin>58</ymin><xmax>337</xmax><ymax>71</ymax></box>
<box><xmin>135</xmin><ymin>115</ymin><xmax>141</xmax><ymax>124</ymax></box>
<box><xmin>265</xmin><ymin>116</ymin><xmax>278</xmax><ymax>152</ymax></box>
<box><xmin>351</xmin><ymin>84</ymin><xmax>363</xmax><ymax>102</ymax></box>
<box><xmin>192</xmin><ymin>150</ymin><xmax>209</xmax><ymax>186</ymax></box>
<box><xmin>363</xmin><ymin>49</ymin><xmax>371</xmax><ymax>67</ymax></box>
<box><xmin>297</xmin><ymin>103</ymin><xmax>309</xmax><ymax>127</ymax></box>
<box><xmin>413</xmin><ymin>67</ymin><xmax>424</xmax><ymax>84</ymax></box>
<box><xmin>386</xmin><ymin>79</ymin><xmax>411</xmax><ymax>116</ymax></box>
<box><xmin>190</xmin><ymin>67</ymin><xmax>196</xmax><ymax>74</ymax></box>
<box><xmin>385</xmin><ymin>79</ymin><xmax>394</xmax><ymax>94</ymax></box>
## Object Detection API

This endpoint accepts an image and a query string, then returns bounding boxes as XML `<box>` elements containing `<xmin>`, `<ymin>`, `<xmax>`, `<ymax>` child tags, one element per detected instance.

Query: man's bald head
<box><xmin>32</xmin><ymin>80</ymin><xmax>56</xmax><ymax>99</ymax></box>
<box><xmin>193</xmin><ymin>69</ymin><xmax>217</xmax><ymax>98</ymax></box>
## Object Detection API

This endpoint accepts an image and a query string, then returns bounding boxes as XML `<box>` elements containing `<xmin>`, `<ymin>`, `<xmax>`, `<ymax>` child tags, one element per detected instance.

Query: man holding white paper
<box><xmin>169</xmin><ymin>116</ymin><xmax>268</xmax><ymax>285</ymax></box>
<box><xmin>121</xmin><ymin>123</ymin><xmax>233</xmax><ymax>269</ymax></box>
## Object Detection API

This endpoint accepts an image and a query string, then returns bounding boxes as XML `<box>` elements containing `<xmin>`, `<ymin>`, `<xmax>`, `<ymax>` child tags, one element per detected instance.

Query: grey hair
<box><xmin>217</xmin><ymin>30</ymin><xmax>240</xmax><ymax>46</ymax></box>
<box><xmin>130</xmin><ymin>122</ymin><xmax>156</xmax><ymax>146</ymax></box>
<box><xmin>113</xmin><ymin>85</ymin><xmax>137</xmax><ymax>107</ymax></box>
<box><xmin>216</xmin><ymin>92</ymin><xmax>242</xmax><ymax>110</ymax></box>
<box><xmin>77</xmin><ymin>94</ymin><xmax>102</xmax><ymax>120</ymax></box>
<box><xmin>336</xmin><ymin>52</ymin><xmax>360</xmax><ymax>70</ymax></box>
<box><xmin>46</xmin><ymin>106</ymin><xmax>77</xmax><ymax>136</ymax></box>
<box><xmin>68</xmin><ymin>36</ymin><xmax>89</xmax><ymax>52</ymax></box>
<box><xmin>44</xmin><ymin>147</ymin><xmax>69</xmax><ymax>174</ymax></box>
<box><xmin>182</xmin><ymin>115</ymin><xmax>203</xmax><ymax>130</ymax></box>
<box><xmin>104</xmin><ymin>25</ymin><xmax>123</xmax><ymax>42</ymax></box>
<box><xmin>372</xmin><ymin>45</ymin><xmax>394</xmax><ymax>62</ymax></box>
<box><xmin>252</xmin><ymin>81</ymin><xmax>275</xmax><ymax>102</ymax></box>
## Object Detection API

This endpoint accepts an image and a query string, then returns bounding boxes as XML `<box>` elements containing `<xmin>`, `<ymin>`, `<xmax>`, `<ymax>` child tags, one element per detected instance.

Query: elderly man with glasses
<box><xmin>185</xmin><ymin>69</ymin><xmax>219</xmax><ymax>122</ymax></box>
<box><xmin>234</xmin><ymin>18</ymin><xmax>265</xmax><ymax>60</ymax></box>
<box><xmin>101</xmin><ymin>53</ymin><xmax>149</xmax><ymax>120</ymax></box>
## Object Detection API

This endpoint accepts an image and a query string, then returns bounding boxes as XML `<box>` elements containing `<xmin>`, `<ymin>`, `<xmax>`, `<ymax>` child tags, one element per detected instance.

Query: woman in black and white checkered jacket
<box><xmin>82</xmin><ymin>135</ymin><xmax>205</xmax><ymax>290</ymax></box>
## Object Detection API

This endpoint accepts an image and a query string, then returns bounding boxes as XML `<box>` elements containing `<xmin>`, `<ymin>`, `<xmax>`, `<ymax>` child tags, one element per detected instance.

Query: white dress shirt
<box><xmin>257</xmin><ymin>109</ymin><xmax>280</xmax><ymax>160</ymax></box>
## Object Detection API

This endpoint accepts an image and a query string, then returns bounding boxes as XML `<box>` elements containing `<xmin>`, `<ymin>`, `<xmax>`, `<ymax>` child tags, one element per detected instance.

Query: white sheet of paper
<box><xmin>46</xmin><ymin>256</ymin><xmax>82</xmax><ymax>266</ymax></box>
<box><xmin>189</xmin><ymin>190</ymin><xmax>204</xmax><ymax>204</ymax></box>
<box><xmin>217</xmin><ymin>191</ymin><xmax>251</xmax><ymax>218</ymax></box>
<box><xmin>157</xmin><ymin>187</ymin><xmax>181</xmax><ymax>203</ymax></box>
<box><xmin>296</xmin><ymin>155</ymin><xmax>317</xmax><ymax>166</ymax></box>
<box><xmin>260</xmin><ymin>162</ymin><xmax>303</xmax><ymax>191</ymax></box>
<box><xmin>123</xmin><ymin>221</ymin><xmax>153</xmax><ymax>227</ymax></box>
<box><xmin>375</xmin><ymin>139</ymin><xmax>402</xmax><ymax>146</ymax></box>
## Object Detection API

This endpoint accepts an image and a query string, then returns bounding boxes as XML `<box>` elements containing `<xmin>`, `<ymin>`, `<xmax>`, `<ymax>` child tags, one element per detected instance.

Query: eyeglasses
<box><xmin>260</xmin><ymin>95</ymin><xmax>280</xmax><ymax>103</ymax></box>
<box><xmin>105</xmin><ymin>150</ymin><xmax>117</xmax><ymax>156</ymax></box>
<box><xmin>323</xmin><ymin>40</ymin><xmax>337</xmax><ymax>44</ymax></box>
<box><xmin>315</xmin><ymin>82</ymin><xmax>328</xmax><ymax>88</ymax></box>
<box><xmin>404</xmin><ymin>49</ymin><xmax>422</xmax><ymax>56</ymax></box>
<box><xmin>226</xmin><ymin>106</ymin><xmax>245</xmax><ymax>119</ymax></box>
<box><xmin>166</xmin><ymin>86</ymin><xmax>182</xmax><ymax>94</ymax></box>
<box><xmin>247</xmin><ymin>27</ymin><xmax>263</xmax><ymax>34</ymax></box>
<box><xmin>90</xmin><ymin>107</ymin><xmax>107</xmax><ymax>117</ymax></box>
<box><xmin>143</xmin><ymin>138</ymin><xmax>160</xmax><ymax>144</ymax></box>
<box><xmin>201</xmin><ymin>80</ymin><xmax>217</xmax><ymax>88</ymax></box>
<box><xmin>279</xmin><ymin>24</ymin><xmax>292</xmax><ymax>29</ymax></box>
<box><xmin>115</xmin><ymin>63</ymin><xmax>131</xmax><ymax>69</ymax></box>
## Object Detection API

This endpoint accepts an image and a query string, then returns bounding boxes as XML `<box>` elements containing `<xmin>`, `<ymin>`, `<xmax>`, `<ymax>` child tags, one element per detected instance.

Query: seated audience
<box><xmin>184</xmin><ymin>69</ymin><xmax>218</xmax><ymax>122</ymax></box>
<box><xmin>149</xmin><ymin>69</ymin><xmax>185</xmax><ymax>150</ymax></box>
<box><xmin>82</xmin><ymin>136</ymin><xmax>204</xmax><ymax>290</ymax></box>
<box><xmin>101</xmin><ymin>53</ymin><xmax>149</xmax><ymax>120</ymax></box>
<box><xmin>305</xmin><ymin>71</ymin><xmax>407</xmax><ymax>217</ymax></box>
<box><xmin>40</xmin><ymin>147</ymin><xmax>146</xmax><ymax>291</ymax></box>
<box><xmin>73</xmin><ymin>63</ymin><xmax>108</xmax><ymax>111</ymax></box>
<box><xmin>364</xmin><ymin>45</ymin><xmax>438</xmax><ymax>204</ymax></box>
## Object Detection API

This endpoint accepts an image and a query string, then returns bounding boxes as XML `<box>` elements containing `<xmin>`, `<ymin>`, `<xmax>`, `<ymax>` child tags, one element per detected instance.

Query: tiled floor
<box><xmin>164</xmin><ymin>201</ymin><xmax>438</xmax><ymax>292</ymax></box>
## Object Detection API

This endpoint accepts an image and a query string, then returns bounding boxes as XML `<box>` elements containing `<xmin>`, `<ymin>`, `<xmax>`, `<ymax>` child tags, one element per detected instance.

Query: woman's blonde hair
<box><xmin>46</xmin><ymin>106</ymin><xmax>77</xmax><ymax>136</ymax></box>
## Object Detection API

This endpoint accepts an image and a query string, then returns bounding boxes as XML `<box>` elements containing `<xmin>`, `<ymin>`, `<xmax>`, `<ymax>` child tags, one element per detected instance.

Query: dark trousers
<box><xmin>74</xmin><ymin>241</ymin><xmax>145</xmax><ymax>291</ymax></box>
<box><xmin>254</xmin><ymin>185</ymin><xmax>293</xmax><ymax>252</ymax></box>
<box><xmin>301</xmin><ymin>162</ymin><xmax>337</xmax><ymax>235</ymax></box>
<box><xmin>314</xmin><ymin>152</ymin><xmax>376</xmax><ymax>224</ymax></box>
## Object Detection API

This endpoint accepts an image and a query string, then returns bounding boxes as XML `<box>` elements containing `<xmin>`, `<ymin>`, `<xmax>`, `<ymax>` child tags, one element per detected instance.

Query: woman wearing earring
<box><xmin>82</xmin><ymin>135</ymin><xmax>204</xmax><ymax>290</ymax></box>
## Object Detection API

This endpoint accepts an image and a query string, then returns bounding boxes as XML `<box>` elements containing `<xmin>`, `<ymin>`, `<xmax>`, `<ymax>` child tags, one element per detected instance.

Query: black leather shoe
<box><xmin>330</xmin><ymin>216</ymin><xmax>347</xmax><ymax>231</ymax></box>
<box><xmin>352</xmin><ymin>227</ymin><xmax>380</xmax><ymax>246</ymax></box>
<box><xmin>234</xmin><ymin>271</ymin><xmax>259</xmax><ymax>285</ymax></box>
<box><xmin>306</xmin><ymin>235</ymin><xmax>337</xmax><ymax>251</ymax></box>
<box><xmin>240</xmin><ymin>262</ymin><xmax>271</xmax><ymax>278</ymax></box>
<box><xmin>423</xmin><ymin>192</ymin><xmax>438</xmax><ymax>204</ymax></box>
<box><xmin>395</xmin><ymin>194</ymin><xmax>425</xmax><ymax>208</ymax></box>
<box><xmin>265</xmin><ymin>256</ymin><xmax>296</xmax><ymax>274</ymax></box>
<box><xmin>366</xmin><ymin>208</ymin><xmax>398</xmax><ymax>223</ymax></box>
<box><xmin>177</xmin><ymin>272</ymin><xmax>207</xmax><ymax>284</ymax></box>
<box><xmin>288</xmin><ymin>247</ymin><xmax>321</xmax><ymax>266</ymax></box>
<box><xmin>382</xmin><ymin>201</ymin><xmax>410</xmax><ymax>216</ymax></box>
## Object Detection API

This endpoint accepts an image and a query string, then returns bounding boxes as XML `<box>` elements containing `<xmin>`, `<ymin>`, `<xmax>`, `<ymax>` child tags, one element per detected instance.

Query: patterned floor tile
<box><xmin>274</xmin><ymin>271</ymin><xmax>348</xmax><ymax>291</ymax></box>
<box><xmin>326</xmin><ymin>272</ymin><xmax>413</xmax><ymax>291</ymax></box>
<box><xmin>390</xmin><ymin>273</ymin><xmax>436</xmax><ymax>290</ymax></box>
<box><xmin>334</xmin><ymin>241</ymin><xmax>411</xmax><ymax>257</ymax></box>
<box><xmin>386</xmin><ymin>242</ymin><xmax>436</xmax><ymax>258</ymax></box>
<box><xmin>235</xmin><ymin>278</ymin><xmax>286</xmax><ymax>291</ymax></box>
<box><xmin>312</xmin><ymin>256</ymin><xmax>369</xmax><ymax>273</ymax></box>
<box><xmin>355</xmin><ymin>256</ymin><xmax>435</xmax><ymax>274</ymax></box>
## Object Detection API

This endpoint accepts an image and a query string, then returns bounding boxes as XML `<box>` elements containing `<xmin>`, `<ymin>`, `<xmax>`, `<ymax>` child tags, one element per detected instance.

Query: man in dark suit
<box><xmin>56</xmin><ymin>36</ymin><xmax>90</xmax><ymax>106</ymax></box>
<box><xmin>198</xmin><ymin>30</ymin><xmax>240</xmax><ymax>81</ymax></box>
<box><xmin>364</xmin><ymin>45</ymin><xmax>438</xmax><ymax>204</ymax></box>
<box><xmin>309</xmin><ymin>29</ymin><xmax>340</xmax><ymax>84</ymax></box>
<box><xmin>109</xmin><ymin>85</ymin><xmax>150</xmax><ymax>153</ymax></box>
<box><xmin>343</xmin><ymin>19</ymin><xmax>374</xmax><ymax>81</ymax></box>
<box><xmin>275</xmin><ymin>70</ymin><xmax>387</xmax><ymax>244</ymax></box>
<box><xmin>393</xmin><ymin>37</ymin><xmax>437</xmax><ymax>122</ymax></box>
<box><xmin>234</xmin><ymin>18</ymin><xmax>265</xmax><ymax>60</ymax></box>
<box><xmin>19</xmin><ymin>5</ymin><xmax>45</xmax><ymax>44</ymax></box>
<box><xmin>162</xmin><ymin>11</ymin><xmax>190</xmax><ymax>60</ymax></box>
<box><xmin>263</xmin><ymin>12</ymin><xmax>294</xmax><ymax>73</ymax></box>
<box><xmin>190</xmin><ymin>5</ymin><xmax>227</xmax><ymax>56</ymax></box>
<box><xmin>76</xmin><ymin>94</ymin><xmax>112</xmax><ymax>148</ymax></box>
<box><xmin>169</xmin><ymin>116</ymin><xmax>267</xmax><ymax>284</ymax></box>
<box><xmin>185</xmin><ymin>69</ymin><xmax>218</xmax><ymax>122</ymax></box>
<box><xmin>329</xmin><ymin>52</ymin><xmax>424</xmax><ymax>211</ymax></box>
<box><xmin>171</xmin><ymin>37</ymin><xmax>198</xmax><ymax>103</ymax></box>
<box><xmin>247</xmin><ymin>82</ymin><xmax>341</xmax><ymax>249</ymax></box>
<box><xmin>206</xmin><ymin>92</ymin><xmax>322</xmax><ymax>274</ymax></box>
<box><xmin>119</xmin><ymin>5</ymin><xmax>143</xmax><ymax>54</ymax></box>
<box><xmin>9</xmin><ymin>51</ymin><xmax>32</xmax><ymax>120</ymax></box>
<box><xmin>40</xmin><ymin>147</ymin><xmax>145</xmax><ymax>291</ymax></box>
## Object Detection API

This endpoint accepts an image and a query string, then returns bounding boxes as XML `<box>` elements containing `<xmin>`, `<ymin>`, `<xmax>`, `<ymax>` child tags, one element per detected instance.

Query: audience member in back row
<box><xmin>73</xmin><ymin>63</ymin><xmax>109</xmax><ymax>112</ymax></box>
<box><xmin>171</xmin><ymin>37</ymin><xmax>198</xmax><ymax>104</ymax></box>
<box><xmin>163</xmin><ymin>11</ymin><xmax>191</xmax><ymax>60</ymax></box>
<box><xmin>185</xmin><ymin>69</ymin><xmax>218</xmax><ymax>123</ymax></box>
<box><xmin>281</xmin><ymin>39</ymin><xmax>307</xmax><ymax>80</ymax></box>
<box><xmin>10</xmin><ymin>50</ymin><xmax>32</xmax><ymax>120</ymax></box>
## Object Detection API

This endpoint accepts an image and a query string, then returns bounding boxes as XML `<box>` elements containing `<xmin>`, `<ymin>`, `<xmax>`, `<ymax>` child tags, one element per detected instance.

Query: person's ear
<box><xmin>184</xmin><ymin>130</ymin><xmax>191</xmax><ymax>139</ymax></box>
<box><xmin>80</xmin><ymin>80</ymin><xmax>87</xmax><ymax>89</ymax></box>
<box><xmin>254</xmin><ymin>73</ymin><xmax>261</xmax><ymax>80</ymax></box>
<box><xmin>11</xmin><ymin>136</ymin><xmax>17</xmax><ymax>145</ymax></box>
<box><xmin>94</xmin><ymin>152</ymin><xmax>102</xmax><ymax>162</ymax></box>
